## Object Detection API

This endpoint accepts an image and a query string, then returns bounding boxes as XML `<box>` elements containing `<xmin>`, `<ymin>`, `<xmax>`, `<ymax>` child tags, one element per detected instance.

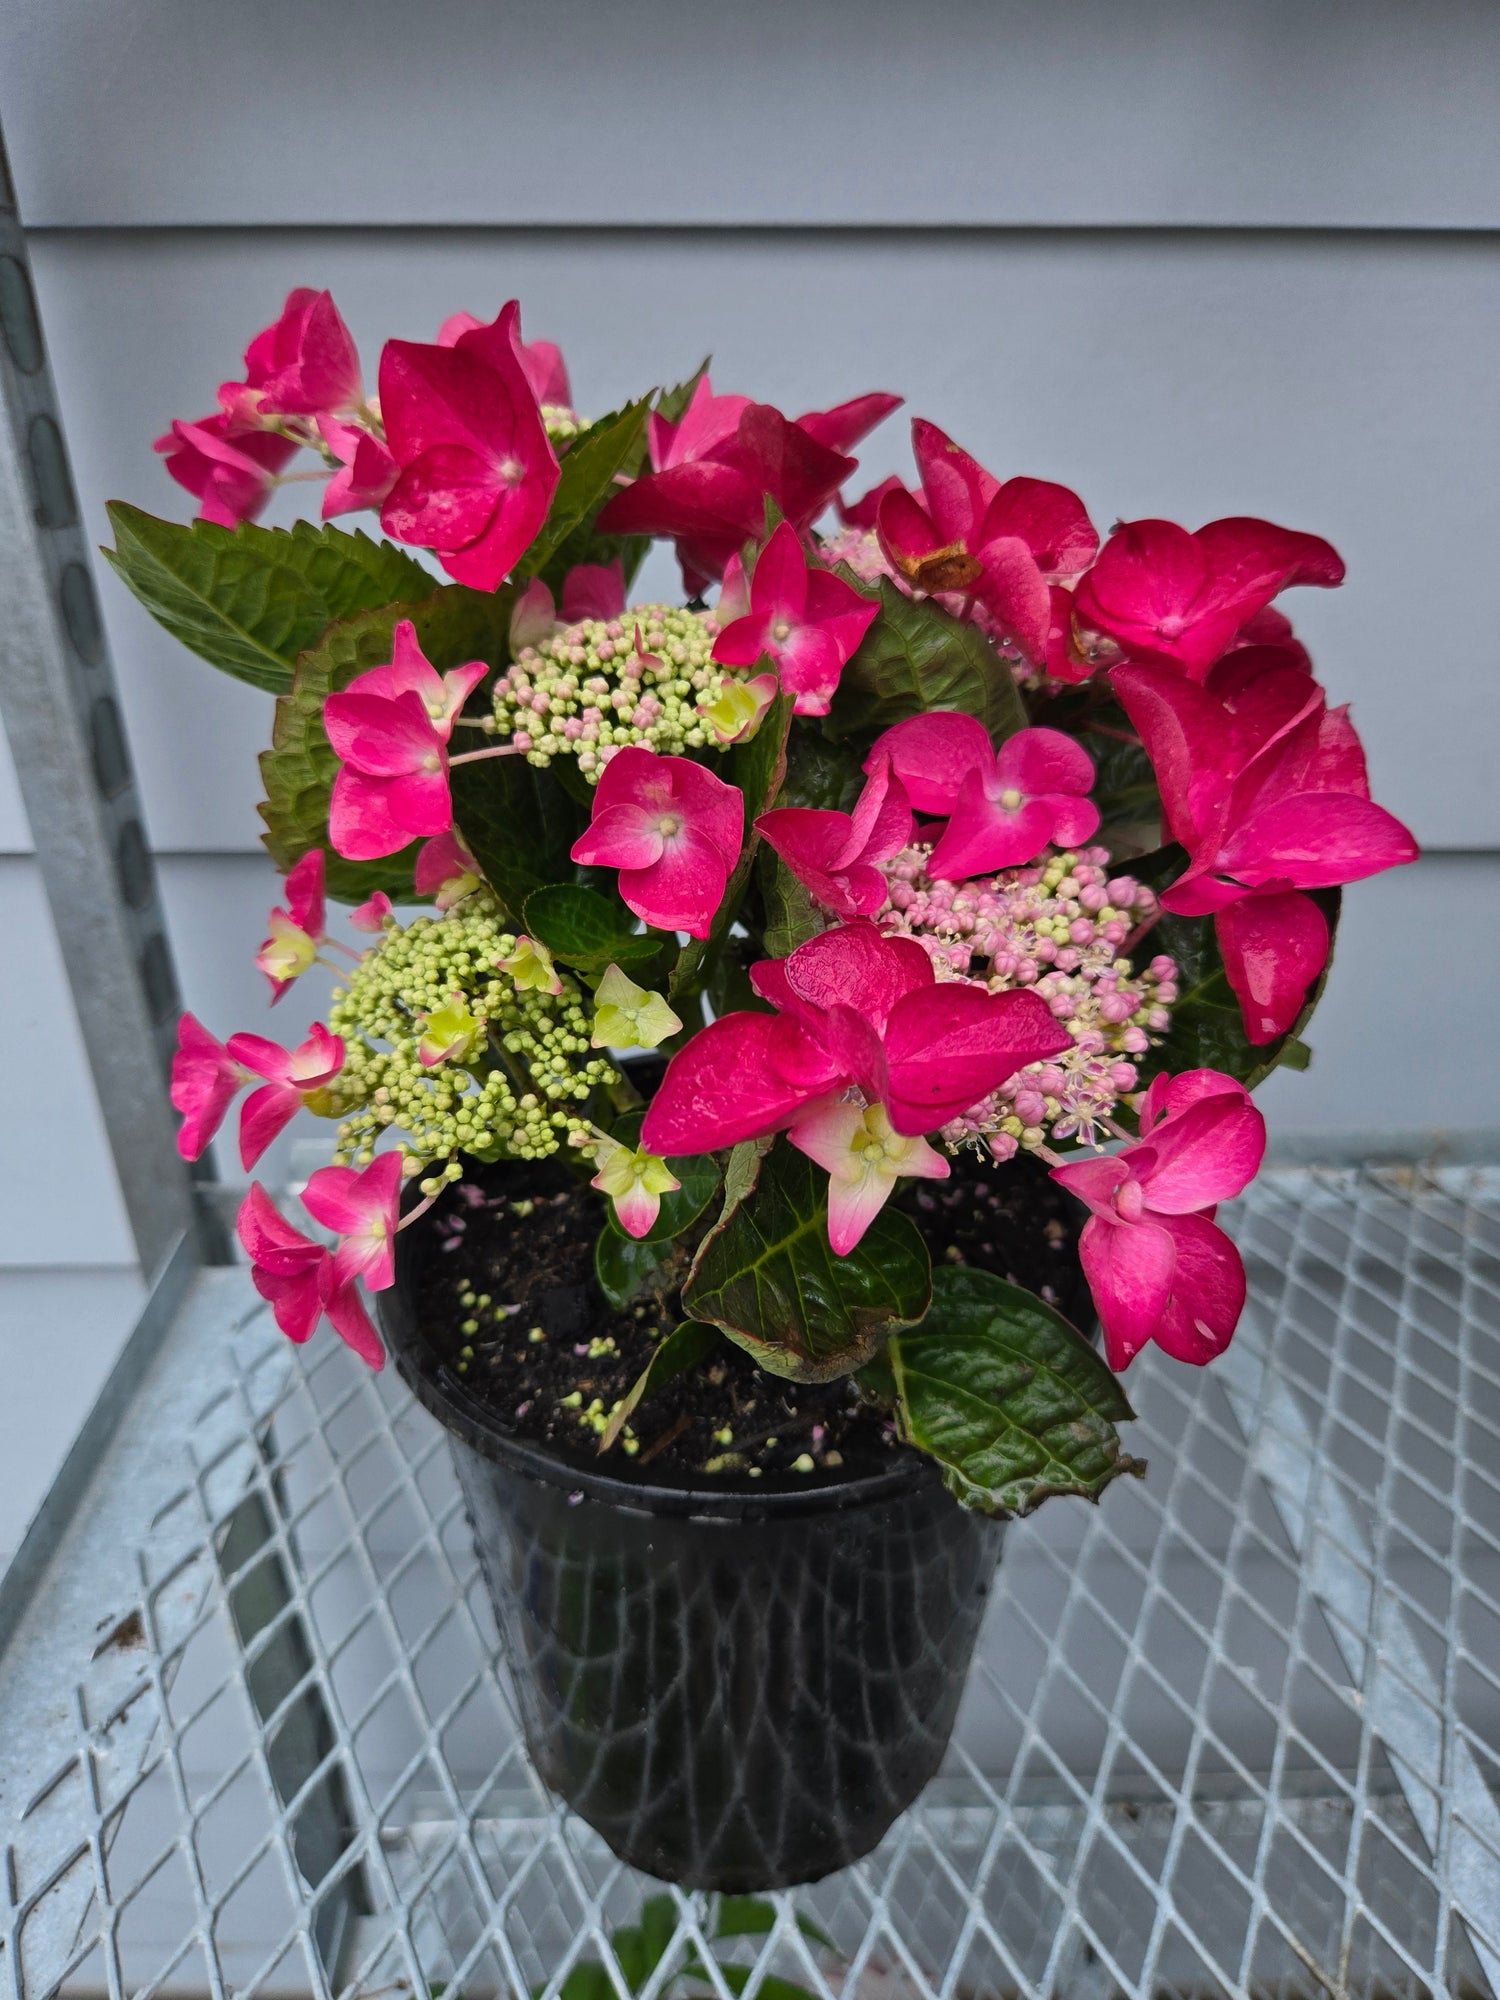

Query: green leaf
<box><xmin>523</xmin><ymin>883</ymin><xmax>666</xmax><ymax>972</ymax></box>
<box><xmin>655</xmin><ymin>358</ymin><xmax>710</xmax><ymax>431</ymax></box>
<box><xmin>670</xmin><ymin>690</ymin><xmax>795</xmax><ymax>1001</ymax></box>
<box><xmin>449</xmin><ymin>754</ymin><xmax>589</xmax><ymax>929</ymax></box>
<box><xmin>779</xmin><ymin>727</ymin><xmax>867</xmax><ymax>812</ymax></box>
<box><xmin>888</xmin><ymin>1265</ymin><xmax>1145</xmax><ymax>1517</ymax></box>
<box><xmin>594</xmin><ymin>1228</ymin><xmax>675</xmax><ymax>1310</ymax></box>
<box><xmin>600</xmin><ymin>1320</ymin><xmax>719</xmax><ymax>1451</ymax></box>
<box><xmin>712</xmin><ymin>1900</ymin><xmax>835</xmax><ymax>1951</ymax></box>
<box><xmin>758</xmin><ymin>847</ymin><xmax>826</xmax><ymax>960</ymax></box>
<box><xmin>1130</xmin><ymin>848</ymin><xmax>1341</xmax><ymax>1093</ymax></box>
<box><xmin>103</xmin><ymin>503</ymin><xmax>434</xmax><ymax>695</ymax></box>
<box><xmin>683</xmin><ymin>1142</ymin><xmax>932</xmax><ymax>1383</ymax></box>
<box><xmin>258</xmin><ymin>585</ymin><xmax>511</xmax><ymax>904</ymax></box>
<box><xmin>823</xmin><ymin>580</ymin><xmax>1027</xmax><ymax>744</ymax></box>
<box><xmin>520</xmin><ymin>397</ymin><xmax>653</xmax><ymax>582</ymax></box>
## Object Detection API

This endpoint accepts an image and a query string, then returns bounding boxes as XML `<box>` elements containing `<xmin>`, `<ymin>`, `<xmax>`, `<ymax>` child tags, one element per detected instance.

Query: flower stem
<box><xmin>449</xmin><ymin>743</ymin><xmax>529</xmax><ymax>767</ymax></box>
<box><xmin>397</xmin><ymin>1188</ymin><xmax>442</xmax><ymax>1233</ymax></box>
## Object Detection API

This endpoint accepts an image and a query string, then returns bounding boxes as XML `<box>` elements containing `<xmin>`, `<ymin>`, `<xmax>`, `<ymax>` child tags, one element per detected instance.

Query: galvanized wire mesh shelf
<box><xmin>1</xmin><ymin>1161</ymin><xmax>1496</xmax><ymax>1999</ymax></box>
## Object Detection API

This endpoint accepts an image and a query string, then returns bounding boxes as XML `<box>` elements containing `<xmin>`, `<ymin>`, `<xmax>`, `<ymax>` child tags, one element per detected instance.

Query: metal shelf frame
<box><xmin>0</xmin><ymin>1163</ymin><xmax>1496</xmax><ymax>1999</ymax></box>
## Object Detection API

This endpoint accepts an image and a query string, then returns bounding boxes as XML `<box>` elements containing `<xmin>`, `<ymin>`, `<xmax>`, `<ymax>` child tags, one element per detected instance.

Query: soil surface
<box><xmin>409</xmin><ymin>1147</ymin><xmax>1089</xmax><ymax>1488</ymax></box>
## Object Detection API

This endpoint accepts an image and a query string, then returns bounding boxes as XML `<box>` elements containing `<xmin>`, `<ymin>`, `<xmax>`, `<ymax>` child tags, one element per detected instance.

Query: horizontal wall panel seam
<box><xmin>23</xmin><ymin>223</ymin><xmax>1500</xmax><ymax>245</ymax></box>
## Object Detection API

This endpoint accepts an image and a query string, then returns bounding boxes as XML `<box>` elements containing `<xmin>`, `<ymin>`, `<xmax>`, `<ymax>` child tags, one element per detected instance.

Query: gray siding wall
<box><xmin>2</xmin><ymin>1</ymin><xmax>1498</xmax><ymax>1272</ymax></box>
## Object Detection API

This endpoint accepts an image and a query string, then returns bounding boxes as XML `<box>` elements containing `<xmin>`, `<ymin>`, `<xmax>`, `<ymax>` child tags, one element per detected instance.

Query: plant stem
<box><xmin>449</xmin><ymin>743</ymin><xmax>529</xmax><ymax>767</ymax></box>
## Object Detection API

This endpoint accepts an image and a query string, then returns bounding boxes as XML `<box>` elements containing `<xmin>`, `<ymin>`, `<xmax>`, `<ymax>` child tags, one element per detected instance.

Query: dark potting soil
<box><xmin>411</xmin><ymin>1147</ymin><xmax>1090</xmax><ymax>1488</ymax></box>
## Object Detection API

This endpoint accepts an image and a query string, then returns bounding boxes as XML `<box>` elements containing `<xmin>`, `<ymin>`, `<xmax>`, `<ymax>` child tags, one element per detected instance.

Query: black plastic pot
<box><xmin>381</xmin><ymin>1229</ymin><xmax>1006</xmax><ymax>1891</ymax></box>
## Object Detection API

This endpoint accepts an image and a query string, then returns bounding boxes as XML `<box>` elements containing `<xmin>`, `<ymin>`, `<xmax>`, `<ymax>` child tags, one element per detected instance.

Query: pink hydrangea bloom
<box><xmin>324</xmin><ymin>624</ymin><xmax>486</xmax><ymax>861</ymax></box>
<box><xmin>570</xmin><ymin>747</ymin><xmax>744</xmax><ymax>938</ymax></box>
<box><xmin>414</xmin><ymin>830</ymin><xmax>481</xmax><ymax>909</ymax></box>
<box><xmin>301</xmin><ymin>1151</ymin><xmax>405</xmax><ymax>1297</ymax></box>
<box><xmin>256</xmin><ymin>849</ymin><xmax>327</xmax><ymax>1001</ymax></box>
<box><xmin>226</xmin><ymin>1023</ymin><xmax>346</xmax><ymax>1169</ymax></box>
<box><xmin>349</xmin><ymin>890</ymin><xmax>394</xmax><ymax>932</ymax></box>
<box><xmin>154</xmin><ymin>415</ymin><xmax>297</xmax><ymax>527</ymax></box>
<box><xmin>226</xmin><ymin>288</ymin><xmax>363</xmax><ymax>424</ymax></box>
<box><xmin>318</xmin><ymin>415</ymin><xmax>398</xmax><ymax>519</ymax></box>
<box><xmin>712</xmin><ymin>519</ymin><xmax>879</xmax><ymax>715</ymax></box>
<box><xmin>756</xmin><ymin>752</ymin><xmax>913</xmax><ymax>918</ymax></box>
<box><xmin>871</xmin><ymin>713</ymin><xmax>1099</xmax><ymax>875</ymax></box>
<box><xmin>436</xmin><ymin>311</ymin><xmax>574</xmax><ymax>414</ymax></box>
<box><xmin>1115</xmin><ymin>657</ymin><xmax>1418</xmax><ymax>1040</ymax></box>
<box><xmin>236</xmin><ymin>1183</ymin><xmax>384</xmax><ymax>1367</ymax></box>
<box><xmin>1075</xmin><ymin>517</ymin><xmax>1345</xmax><ymax>679</ymax></box>
<box><xmin>876</xmin><ymin>421</ymin><xmax>1097</xmax><ymax>663</ymax></box>
<box><xmin>171</xmin><ymin>1013</ymin><xmax>250</xmax><ymax>1161</ymax></box>
<box><xmin>379</xmin><ymin>301</ymin><xmax>560</xmax><ymax>590</ymax></box>
<box><xmin>598</xmin><ymin>382</ymin><xmax>896</xmax><ymax>592</ymax></box>
<box><xmin>789</xmin><ymin>1099</ymin><xmax>949</xmax><ymax>1254</ymax></box>
<box><xmin>1052</xmin><ymin>1070</ymin><xmax>1266</xmax><ymax>1370</ymax></box>
<box><xmin>642</xmin><ymin>920</ymin><xmax>1071</xmax><ymax>1158</ymax></box>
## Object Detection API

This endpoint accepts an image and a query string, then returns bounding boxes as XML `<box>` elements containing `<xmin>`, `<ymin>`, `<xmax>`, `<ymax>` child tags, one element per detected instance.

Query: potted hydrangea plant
<box><xmin>110</xmin><ymin>290</ymin><xmax>1418</xmax><ymax>1891</ymax></box>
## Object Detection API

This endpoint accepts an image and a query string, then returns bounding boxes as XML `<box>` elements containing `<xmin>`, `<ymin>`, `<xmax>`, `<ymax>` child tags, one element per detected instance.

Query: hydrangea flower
<box><xmin>877</xmin><ymin>846</ymin><xmax>1177</xmax><ymax>1152</ymax></box>
<box><xmin>872</xmin><ymin>714</ymin><xmax>1100</xmax><ymax>875</ymax></box>
<box><xmin>570</xmin><ymin>747</ymin><xmax>744</xmax><ymax>938</ymax></box>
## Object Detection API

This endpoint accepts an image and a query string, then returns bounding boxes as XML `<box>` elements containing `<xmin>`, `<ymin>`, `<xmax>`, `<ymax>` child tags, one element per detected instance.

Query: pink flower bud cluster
<box><xmin>877</xmin><ymin>844</ymin><xmax>1178</xmax><ymax>1153</ymax></box>
<box><xmin>490</xmin><ymin>603</ymin><xmax>749</xmax><ymax>779</ymax></box>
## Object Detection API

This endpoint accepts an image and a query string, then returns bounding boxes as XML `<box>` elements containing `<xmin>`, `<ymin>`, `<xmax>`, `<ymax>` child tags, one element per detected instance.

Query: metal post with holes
<box><xmin>0</xmin><ymin>125</ymin><xmax>217</xmax><ymax>1281</ymax></box>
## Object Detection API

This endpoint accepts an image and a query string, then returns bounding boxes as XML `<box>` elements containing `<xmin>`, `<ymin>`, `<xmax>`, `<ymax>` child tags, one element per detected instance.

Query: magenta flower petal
<box><xmin>1136</xmin><ymin>1093</ymin><xmax>1267</xmax><ymax>1213</ymax></box>
<box><xmin>995</xmin><ymin>727</ymin><xmax>1096</xmax><ymax>798</ymax></box>
<box><xmin>1050</xmin><ymin>1152</ymin><xmax>1132</xmax><ymax>1215</ymax></box>
<box><xmin>324</xmin><ymin>690</ymin><xmax>442</xmax><ymax>778</ymax></box>
<box><xmin>969</xmin><ymin>533</ymin><xmax>1053</xmax><ymax>659</ymax></box>
<box><xmin>619</xmin><ymin>824</ymin><xmax>730</xmax><ymax>936</ymax></box>
<box><xmin>251</xmin><ymin>1263</ymin><xmax>326</xmax><ymax>1344</ymax></box>
<box><xmin>928</xmin><ymin>771</ymin><xmax>1056</xmax><ymax>878</ymax></box>
<box><xmin>794</xmin><ymin>392</ymin><xmax>902</xmax><ymax>455</ymax></box>
<box><xmin>1215</xmin><ymin>888</ymin><xmax>1331</xmax><ymax>1045</ymax></box>
<box><xmin>978</xmin><ymin>477</ymin><xmax>1099</xmax><ymax>583</ymax></box>
<box><xmin>1146</xmin><ymin>1211</ymin><xmax>1247</xmax><ymax>1366</ymax></box>
<box><xmin>561</xmin><ymin>560</ymin><xmax>626</xmax><ymax>623</ymax></box>
<box><xmin>306</xmin><ymin>1151</ymin><xmax>404</xmax><ymax>1293</ymax></box>
<box><xmin>776</xmin><ymin>920</ymin><xmax>932</xmax><ymax>1027</ymax></box>
<box><xmin>1080</xmin><ymin>1213</ymin><xmax>1178</xmax><ymax>1370</ymax></box>
<box><xmin>882</xmin><ymin>984</ymin><xmax>1072</xmax><ymax>1136</ymax></box>
<box><xmin>1139</xmin><ymin>1067</ymin><xmax>1252</xmax><ymax>1135</ymax></box>
<box><xmin>318</xmin><ymin>1267</ymin><xmax>387</xmax><ymax>1369</ymax></box>
<box><xmin>571</xmin><ymin>801</ymin><xmax>668</xmax><ymax>871</ymax></box>
<box><xmin>171</xmin><ymin>1012</ymin><xmax>246</xmax><ymax>1161</ymax></box>
<box><xmin>238</xmin><ymin>1083</ymin><xmax>302</xmax><ymax>1170</ymax></box>
<box><xmin>1221</xmin><ymin>792</ymin><xmax>1421</xmax><ymax>889</ymax></box>
<box><xmin>328</xmin><ymin>768</ymin><xmax>423</xmax><ymax>860</ymax></box>
<box><xmin>641</xmin><ymin>1012</ymin><xmax>830</xmax><ymax>1154</ymax></box>
<box><xmin>870</xmin><ymin>711</ymin><xmax>993</xmax><ymax>816</ymax></box>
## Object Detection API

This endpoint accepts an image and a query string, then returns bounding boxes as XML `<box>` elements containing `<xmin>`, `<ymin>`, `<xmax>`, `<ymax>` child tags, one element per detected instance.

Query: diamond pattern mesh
<box><xmin>1</xmin><ymin>1164</ymin><xmax>1496</xmax><ymax>1999</ymax></box>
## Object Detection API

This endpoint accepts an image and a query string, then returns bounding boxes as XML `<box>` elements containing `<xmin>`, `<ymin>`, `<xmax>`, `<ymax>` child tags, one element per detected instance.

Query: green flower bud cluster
<box><xmin>489</xmin><ymin>603</ymin><xmax>746</xmax><ymax>779</ymax></box>
<box><xmin>325</xmin><ymin>894</ymin><xmax>619</xmax><ymax>1193</ymax></box>
<box><xmin>542</xmin><ymin>404</ymin><xmax>583</xmax><ymax>443</ymax></box>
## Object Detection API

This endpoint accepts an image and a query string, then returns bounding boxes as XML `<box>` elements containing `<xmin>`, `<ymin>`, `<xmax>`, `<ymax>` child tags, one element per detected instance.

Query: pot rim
<box><xmin>379</xmin><ymin>1219</ymin><xmax>941</xmax><ymax>1524</ymax></box>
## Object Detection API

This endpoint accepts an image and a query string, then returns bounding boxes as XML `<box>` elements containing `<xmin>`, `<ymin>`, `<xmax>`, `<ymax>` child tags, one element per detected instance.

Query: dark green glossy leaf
<box><xmin>824</xmin><ymin>579</ymin><xmax>1027</xmax><ymax>744</ymax></box>
<box><xmin>520</xmin><ymin>397</ymin><xmax>653</xmax><ymax>581</ymax></box>
<box><xmin>1130</xmin><ymin>848</ymin><xmax>1341</xmax><ymax>1093</ymax></box>
<box><xmin>104</xmin><ymin>503</ymin><xmax>434</xmax><ymax>695</ymax></box>
<box><xmin>683</xmin><ymin>1141</ymin><xmax>932</xmax><ymax>1383</ymax></box>
<box><xmin>600</xmin><ymin>1320</ymin><xmax>719</xmax><ymax>1452</ymax></box>
<box><xmin>670</xmin><ymin>691</ymin><xmax>794</xmax><ymax>1001</ymax></box>
<box><xmin>889</xmin><ymin>1266</ymin><xmax>1144</xmax><ymax>1516</ymax></box>
<box><xmin>258</xmin><ymin>585</ymin><xmax>511</xmax><ymax>904</ymax></box>
<box><xmin>523</xmin><ymin>883</ymin><xmax>666</xmax><ymax>971</ymax></box>
<box><xmin>594</xmin><ymin>1228</ymin><xmax>674</xmax><ymax>1310</ymax></box>
<box><xmin>779</xmin><ymin>726</ymin><xmax>867</xmax><ymax>812</ymax></box>
<box><xmin>449</xmin><ymin>753</ymin><xmax>589</xmax><ymax>929</ymax></box>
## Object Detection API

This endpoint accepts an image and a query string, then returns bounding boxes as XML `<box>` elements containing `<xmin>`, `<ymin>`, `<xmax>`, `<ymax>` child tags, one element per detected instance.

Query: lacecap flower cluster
<box><xmin>327</xmin><ymin>896</ymin><xmax>619</xmax><ymax>1191</ymax></box>
<box><xmin>878</xmin><ymin>846</ymin><xmax>1178</xmax><ymax>1152</ymax></box>
<box><xmin>488</xmin><ymin>604</ymin><xmax>752</xmax><ymax>780</ymax></box>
